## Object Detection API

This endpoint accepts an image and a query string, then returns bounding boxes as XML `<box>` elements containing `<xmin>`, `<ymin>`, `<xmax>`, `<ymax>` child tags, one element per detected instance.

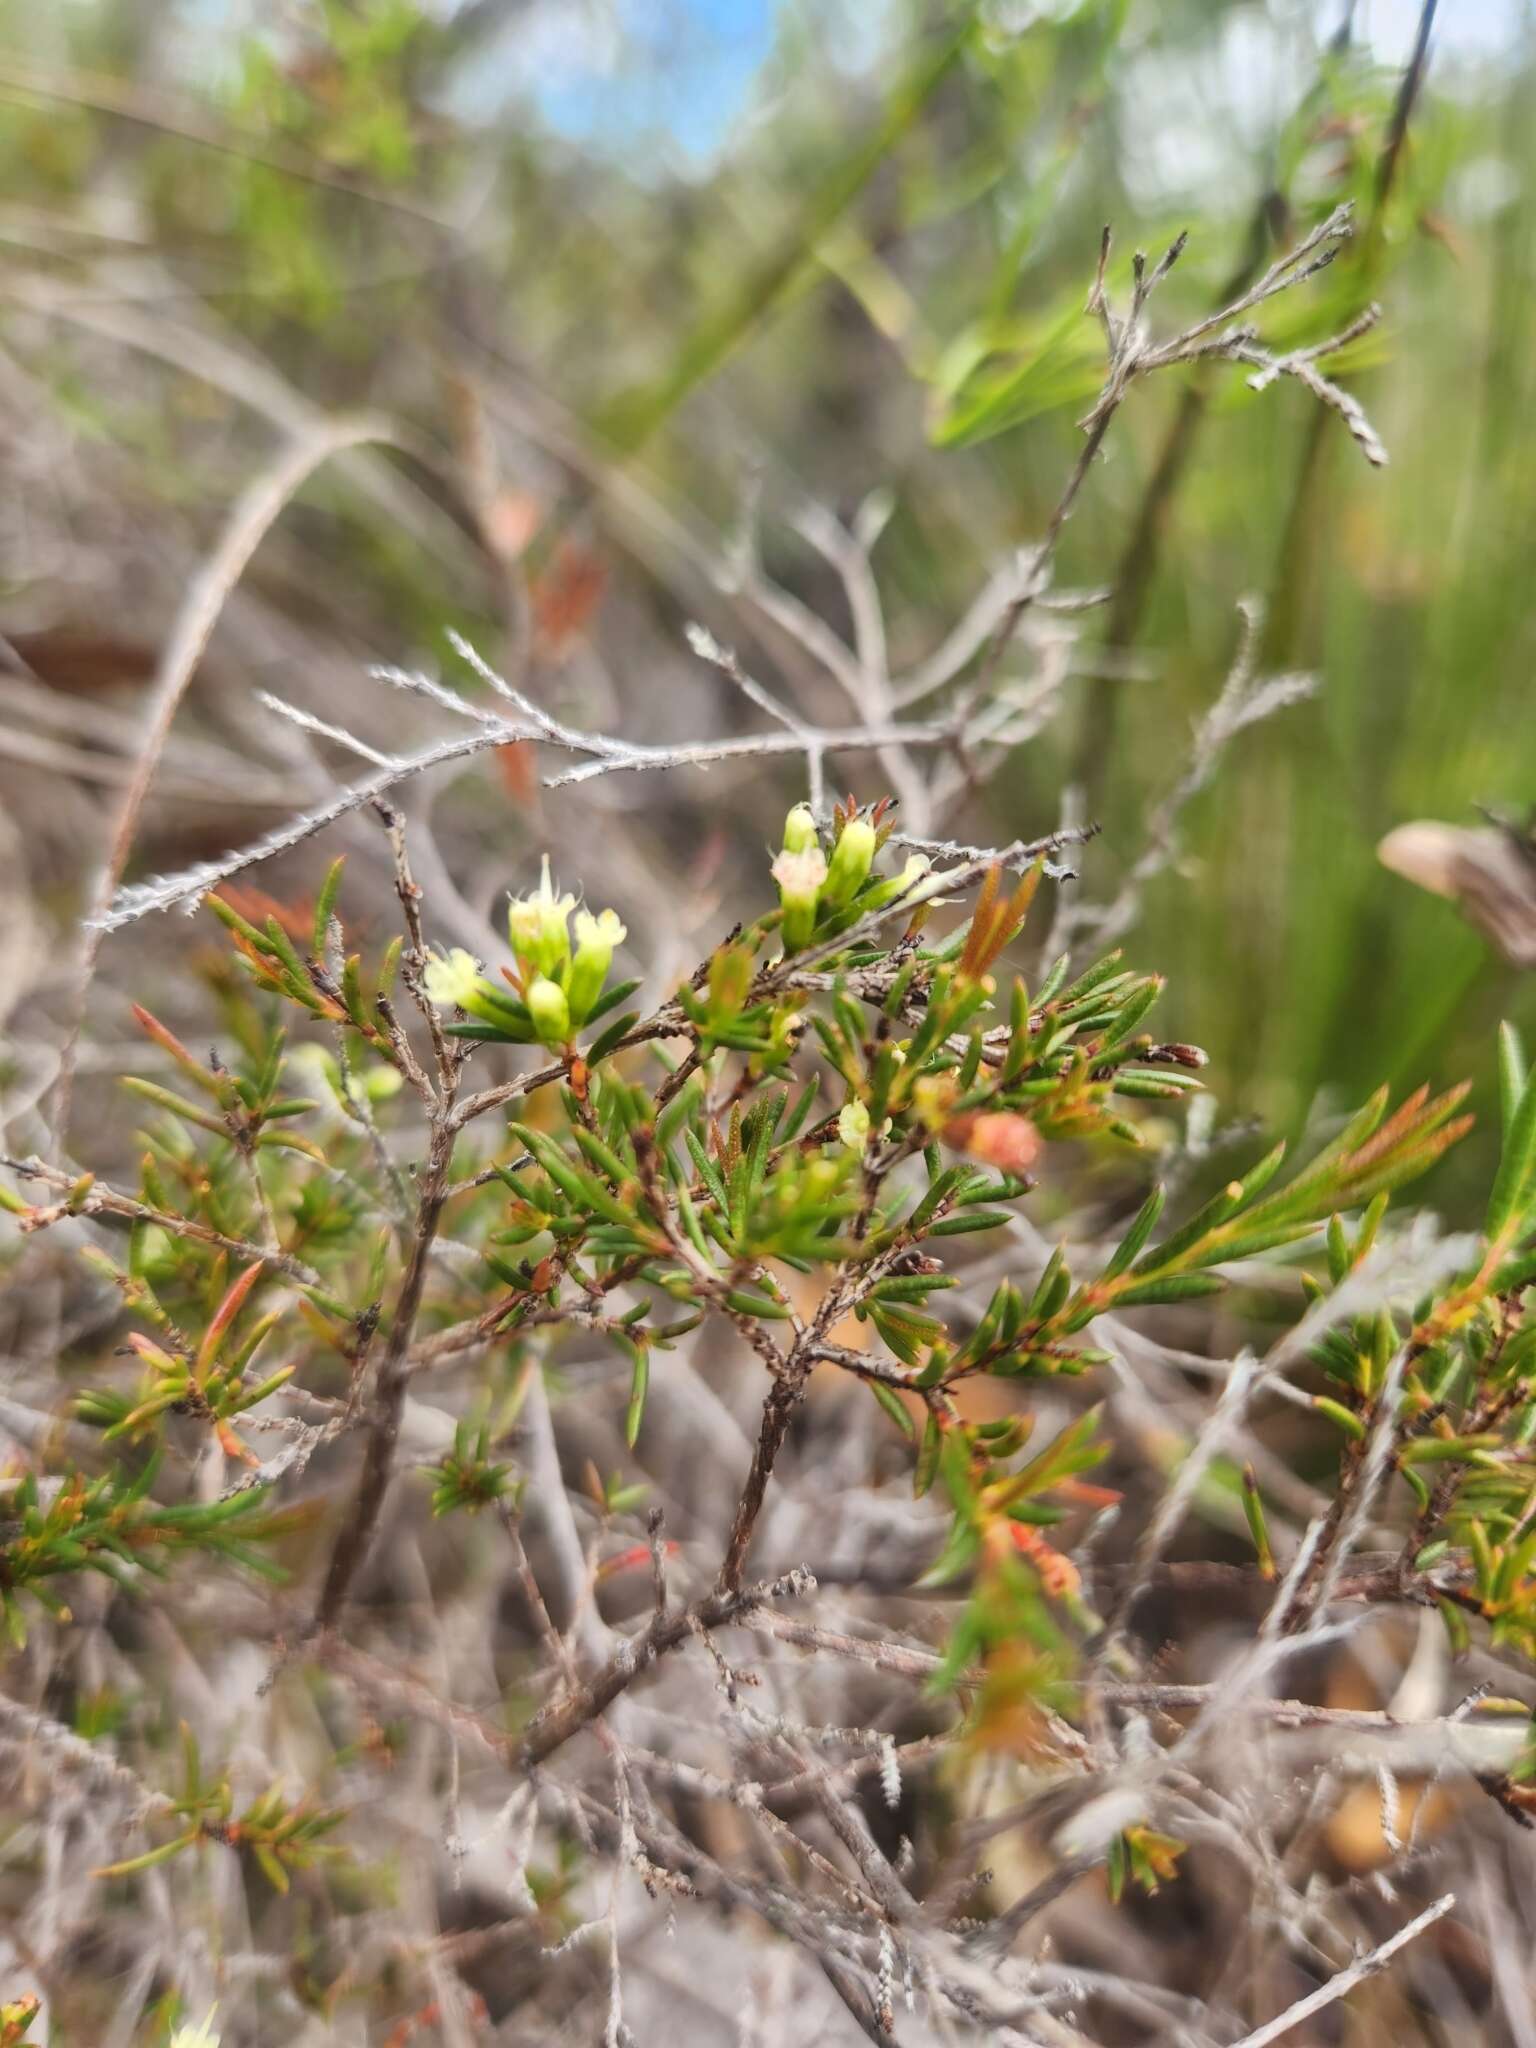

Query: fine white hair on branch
<box><xmin>90</xmin><ymin>723</ymin><xmax>532</xmax><ymax>929</ymax></box>
<box><xmin>86</xmin><ymin>628</ymin><xmax>1080</xmax><ymax>929</ymax></box>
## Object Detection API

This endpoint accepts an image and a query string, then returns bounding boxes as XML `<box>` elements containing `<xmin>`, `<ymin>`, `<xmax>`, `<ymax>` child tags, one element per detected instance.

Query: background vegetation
<box><xmin>5</xmin><ymin>4</ymin><xmax>1536</xmax><ymax>2045</ymax></box>
<box><xmin>2</xmin><ymin>0</ymin><xmax>1532</xmax><ymax>1197</ymax></box>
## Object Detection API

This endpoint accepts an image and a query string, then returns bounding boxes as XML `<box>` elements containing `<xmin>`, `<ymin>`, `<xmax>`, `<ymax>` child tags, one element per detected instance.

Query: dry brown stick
<box><xmin>0</xmin><ymin>1688</ymin><xmax>175</xmax><ymax>1814</ymax></box>
<box><xmin>628</xmin><ymin>1733</ymin><xmax>951</xmax><ymax>1822</ymax></box>
<box><xmin>314</xmin><ymin>1638</ymin><xmax>510</xmax><ymax>1765</ymax></box>
<box><xmin>91</xmin><ymin>574</ymin><xmax>1095</xmax><ymax>934</ymax></box>
<box><xmin>1069</xmin><ymin>230</ymin><xmax>1264</xmax><ymax>809</ymax></box>
<box><xmin>716</xmin><ymin>1370</ymin><xmax>811</xmax><ymax>1594</ymax></box>
<box><xmin>322</xmin><ymin>1622</ymin><xmax>1073</xmax><ymax>2042</ymax></box>
<box><xmin>555</xmin><ymin>1778</ymin><xmax>893</xmax><ymax>2048</ymax></box>
<box><xmin>758</xmin><ymin>1734</ymin><xmax>950</xmax><ymax>1816</ymax></box>
<box><xmin>943</xmin><ymin>207</ymin><xmax>1364</xmax><ymax>737</ymax></box>
<box><xmin>376</xmin><ymin>798</ymin><xmax>460</xmax><ymax>1080</ymax></box>
<box><xmin>1280</xmin><ymin>1339</ymin><xmax>1416</xmax><ymax>1634</ymax></box>
<box><xmin>563</xmin><ymin>1775</ymin><xmax>1062</xmax><ymax>2048</ymax></box>
<box><xmin>310</xmin><ymin>1109</ymin><xmax>457</xmax><ymax>1635</ymax></box>
<box><xmin>714</xmin><ymin>1109</ymin><xmax>945</xmax><ymax>1595</ymax></box>
<box><xmin>967</xmin><ymin>405</ymin><xmax>1118</xmax><ymax>710</ymax></box>
<box><xmin>1066</xmin><ymin>184</ymin><xmax>1335</xmax><ymax>807</ymax></box>
<box><xmin>314</xmin><ymin>1567</ymin><xmax>812</xmax><ymax>1776</ymax></box>
<box><xmin>310</xmin><ymin>817</ymin><xmax>465</xmax><ymax>1637</ymax></box>
<box><xmin>1075</xmin><ymin>4</ymin><xmax>1434</xmax><ymax>796</ymax></box>
<box><xmin>1101</xmin><ymin>1683</ymin><xmax>1530</xmax><ymax>1733</ymax></box>
<box><xmin>975</xmin><ymin>1853</ymin><xmax>1101</xmax><ymax>1954</ymax></box>
<box><xmin>498</xmin><ymin>1495</ymin><xmax>583</xmax><ymax>1691</ymax></box>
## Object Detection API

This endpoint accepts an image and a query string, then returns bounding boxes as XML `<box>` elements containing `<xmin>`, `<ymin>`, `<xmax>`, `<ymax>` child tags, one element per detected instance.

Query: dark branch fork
<box><xmin>310</xmin><ymin>810</ymin><xmax>466</xmax><ymax>1637</ymax></box>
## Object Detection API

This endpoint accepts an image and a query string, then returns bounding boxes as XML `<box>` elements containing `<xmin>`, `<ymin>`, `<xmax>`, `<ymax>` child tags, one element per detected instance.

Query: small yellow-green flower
<box><xmin>508</xmin><ymin>856</ymin><xmax>577</xmax><ymax>978</ymax></box>
<box><xmin>424</xmin><ymin>948</ymin><xmax>531</xmax><ymax>1036</ymax></box>
<box><xmin>771</xmin><ymin>846</ymin><xmax>828</xmax><ymax>953</ymax></box>
<box><xmin>567</xmin><ymin>907</ymin><xmax>626</xmax><ymax>1024</ymax></box>
<box><xmin>822</xmin><ymin>815</ymin><xmax>877</xmax><ymax>909</ymax></box>
<box><xmin>865</xmin><ymin>852</ymin><xmax>933</xmax><ymax>911</ymax></box>
<box><xmin>423</xmin><ymin>946</ymin><xmax>484</xmax><ymax>1013</ymax></box>
<box><xmin>428</xmin><ymin>861</ymin><xmax>627</xmax><ymax>1045</ymax></box>
<box><xmin>837</xmin><ymin>1100</ymin><xmax>872</xmax><ymax>1152</ymax></box>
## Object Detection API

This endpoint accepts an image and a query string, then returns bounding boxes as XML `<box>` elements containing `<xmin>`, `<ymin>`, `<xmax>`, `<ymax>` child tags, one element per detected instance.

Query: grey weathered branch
<box><xmin>1227</xmin><ymin>1893</ymin><xmax>1454</xmax><ymax>2048</ymax></box>
<box><xmin>86</xmin><ymin>663</ymin><xmax>958</xmax><ymax>934</ymax></box>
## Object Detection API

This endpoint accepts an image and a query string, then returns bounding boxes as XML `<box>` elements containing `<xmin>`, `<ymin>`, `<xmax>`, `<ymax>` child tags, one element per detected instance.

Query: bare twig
<box><xmin>1227</xmin><ymin>1893</ymin><xmax>1454</xmax><ymax>2048</ymax></box>
<box><xmin>2</xmin><ymin>1154</ymin><xmax>321</xmax><ymax>1286</ymax></box>
<box><xmin>1053</xmin><ymin>598</ymin><xmax>1315</xmax><ymax>955</ymax></box>
<box><xmin>488</xmin><ymin>1564</ymin><xmax>819</xmax><ymax>1771</ymax></box>
<box><xmin>971</xmin><ymin>205</ymin><xmax>1371</xmax><ymax>711</ymax></box>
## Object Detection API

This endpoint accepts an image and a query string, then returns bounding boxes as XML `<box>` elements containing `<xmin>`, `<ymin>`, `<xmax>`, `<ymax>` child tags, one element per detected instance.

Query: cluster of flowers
<box><xmin>424</xmin><ymin>807</ymin><xmax>928</xmax><ymax>1050</ymax></box>
<box><xmin>423</xmin><ymin>858</ymin><xmax>625</xmax><ymax>1049</ymax></box>
<box><xmin>769</xmin><ymin>803</ymin><xmax>928</xmax><ymax>950</ymax></box>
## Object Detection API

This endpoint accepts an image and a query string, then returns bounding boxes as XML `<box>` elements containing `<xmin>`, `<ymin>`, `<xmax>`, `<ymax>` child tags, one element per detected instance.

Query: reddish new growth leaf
<box><xmin>597</xmin><ymin>1540</ymin><xmax>681</xmax><ymax>1582</ymax></box>
<box><xmin>194</xmin><ymin>1260</ymin><xmax>267</xmax><ymax>1377</ymax></box>
<box><xmin>1000</xmin><ymin>1518</ymin><xmax>1081</xmax><ymax>1599</ymax></box>
<box><xmin>532</xmin><ymin>540</ymin><xmax>606</xmax><ymax>656</ymax></box>
<box><xmin>956</xmin><ymin>862</ymin><xmax>1043</xmax><ymax>983</ymax></box>
<box><xmin>216</xmin><ymin>882</ymin><xmax>320</xmax><ymax>944</ymax></box>
<box><xmin>496</xmin><ymin>738</ymin><xmax>540</xmax><ymax>802</ymax></box>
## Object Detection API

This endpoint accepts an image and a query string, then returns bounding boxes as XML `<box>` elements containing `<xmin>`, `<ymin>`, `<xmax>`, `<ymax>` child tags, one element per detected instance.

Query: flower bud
<box><xmin>525</xmin><ymin>974</ymin><xmax>572</xmax><ymax>1046</ymax></box>
<box><xmin>821</xmin><ymin>816</ymin><xmax>877</xmax><ymax>909</ymax></box>
<box><xmin>781</xmin><ymin>803</ymin><xmax>820</xmax><ymax>855</ymax></box>
<box><xmin>567</xmin><ymin>907</ymin><xmax>626</xmax><ymax>1025</ymax></box>
<box><xmin>771</xmin><ymin>846</ymin><xmax>828</xmax><ymax>952</ymax></box>
<box><xmin>943</xmin><ymin>1110</ymin><xmax>1042</xmax><ymax>1176</ymax></box>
